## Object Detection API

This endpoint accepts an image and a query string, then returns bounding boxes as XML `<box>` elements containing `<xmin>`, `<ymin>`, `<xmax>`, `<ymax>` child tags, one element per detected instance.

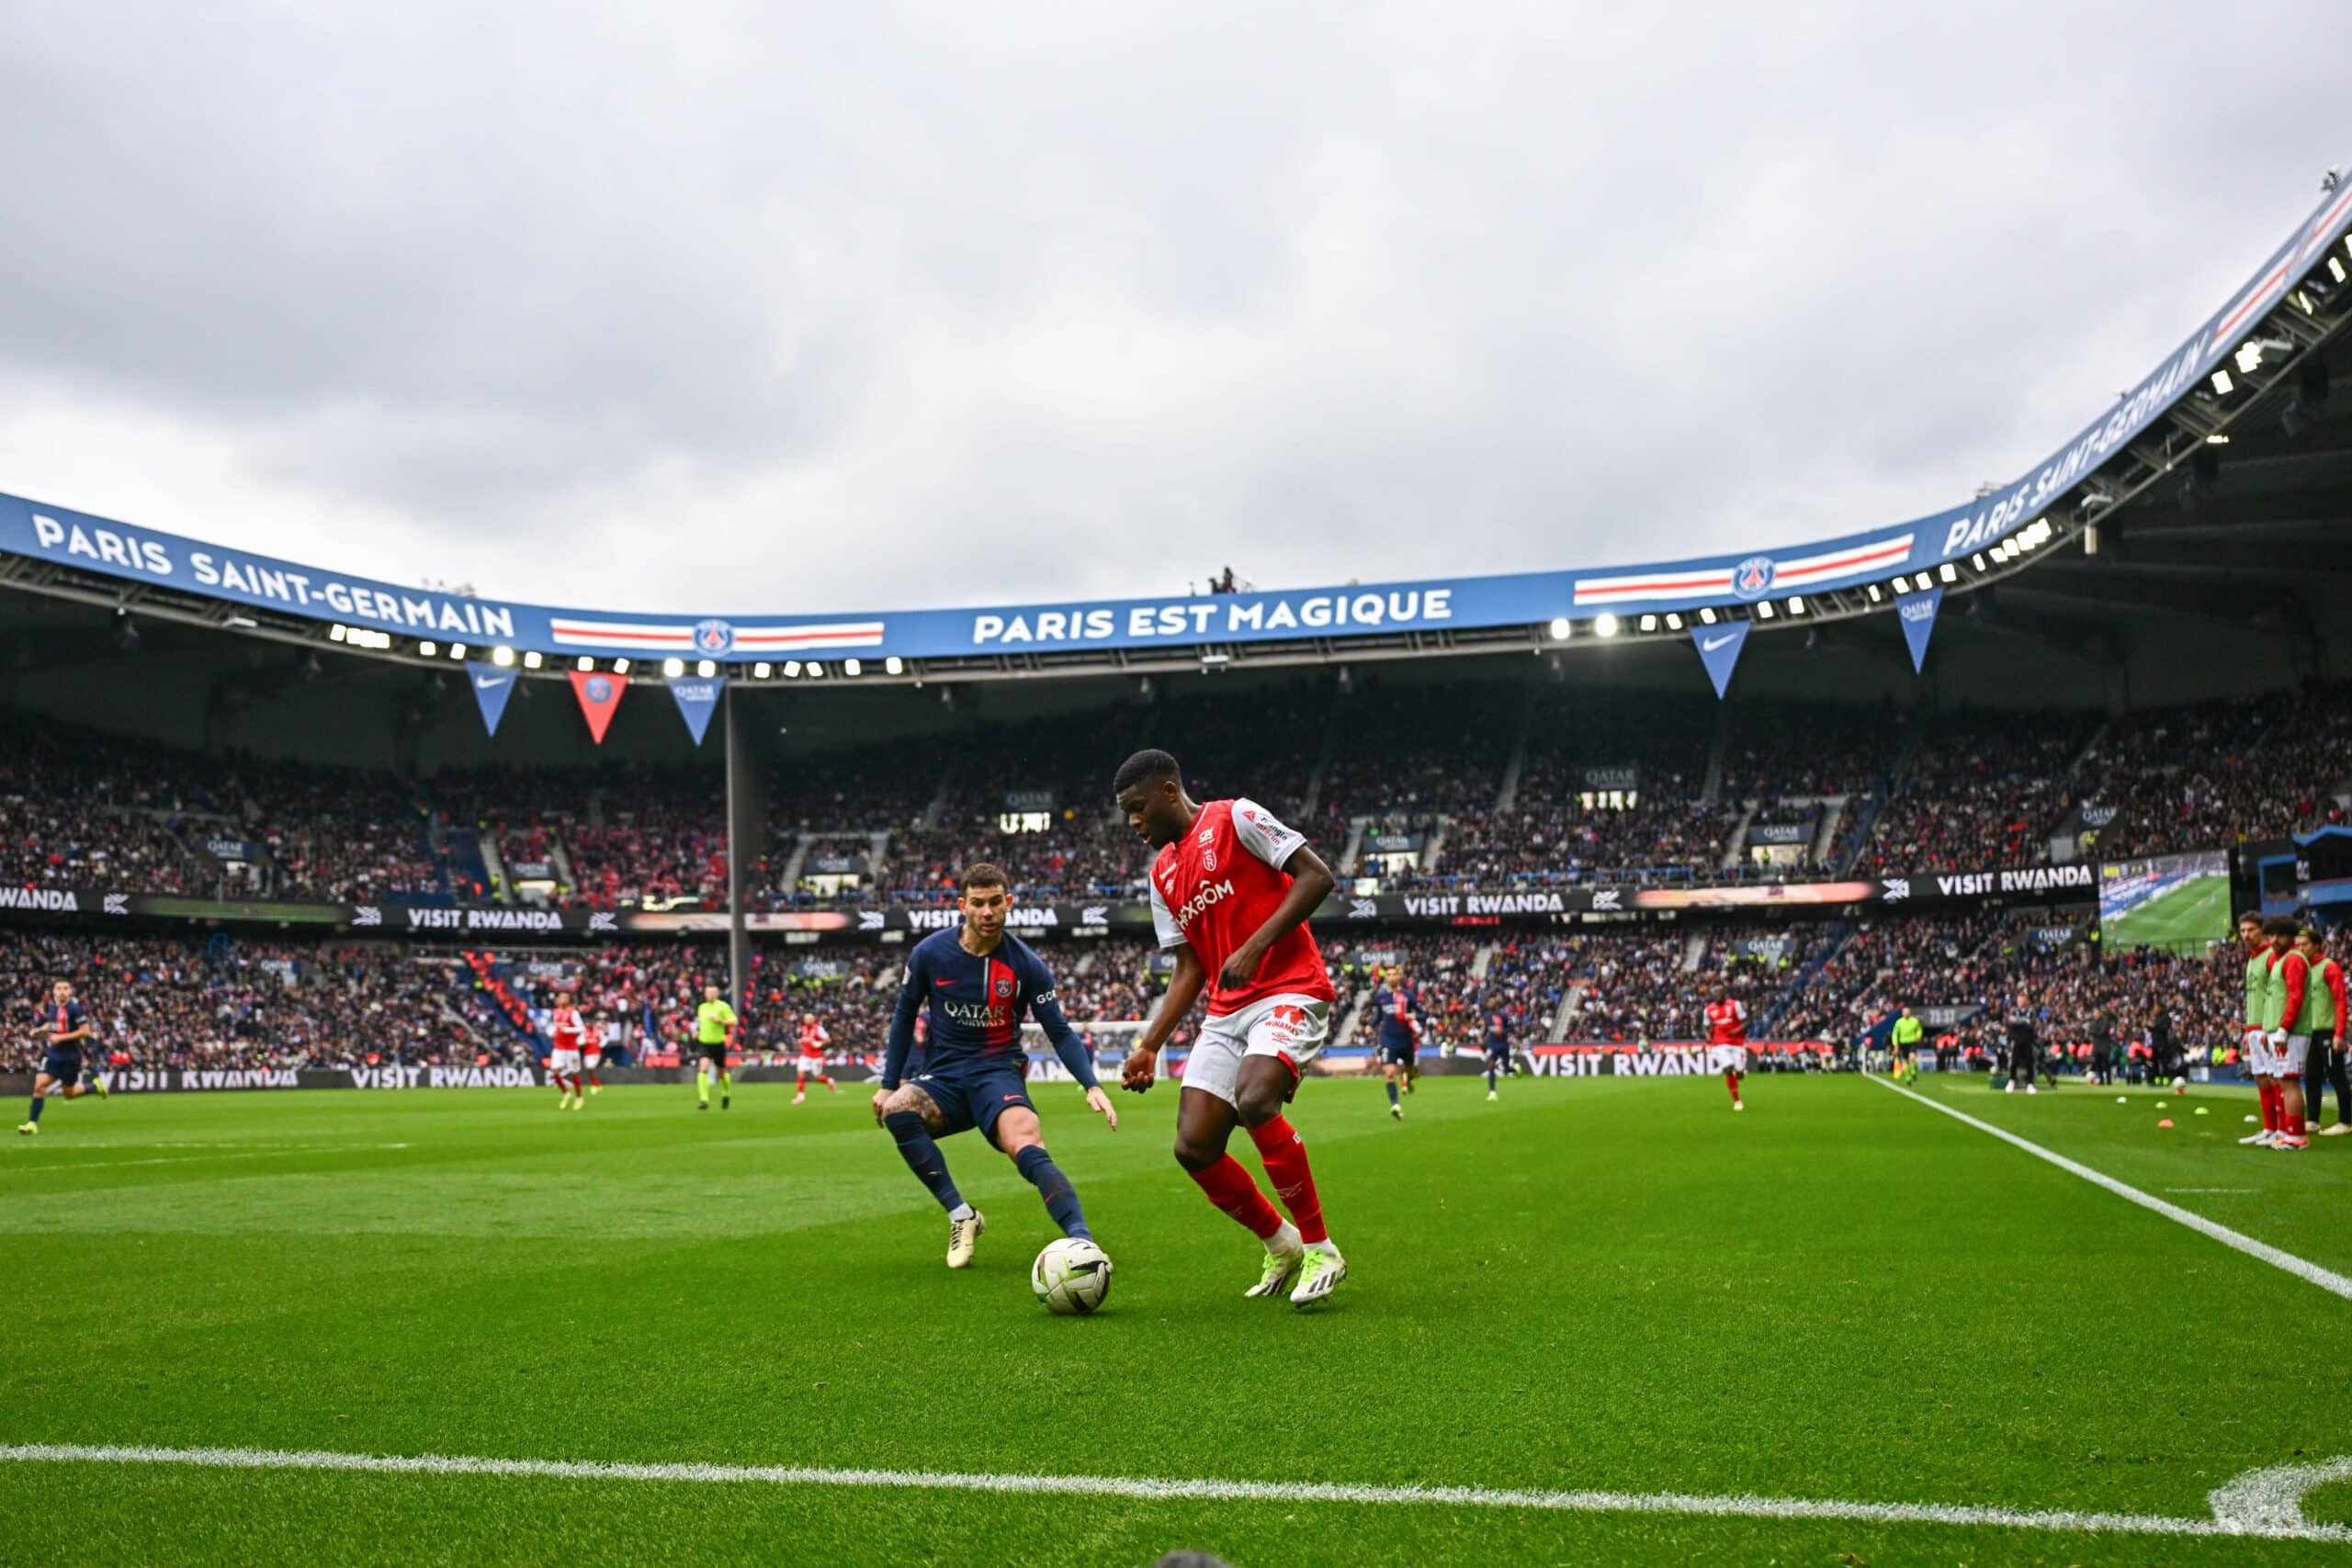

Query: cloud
<box><xmin>0</xmin><ymin>1</ymin><xmax>2341</xmax><ymax>614</ymax></box>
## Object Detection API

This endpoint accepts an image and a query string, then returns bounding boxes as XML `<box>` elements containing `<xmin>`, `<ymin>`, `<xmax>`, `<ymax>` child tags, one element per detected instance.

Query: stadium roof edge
<box><xmin>5</xmin><ymin>171</ymin><xmax>2351</xmax><ymax>687</ymax></box>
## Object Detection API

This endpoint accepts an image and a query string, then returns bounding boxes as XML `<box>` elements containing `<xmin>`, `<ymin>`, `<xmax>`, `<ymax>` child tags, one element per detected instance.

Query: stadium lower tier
<box><xmin>0</xmin><ymin>912</ymin><xmax>2279</xmax><ymax>1082</ymax></box>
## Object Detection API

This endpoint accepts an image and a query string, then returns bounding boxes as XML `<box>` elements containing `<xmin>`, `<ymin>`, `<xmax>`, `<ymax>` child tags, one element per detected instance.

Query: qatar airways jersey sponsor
<box><xmin>1704</xmin><ymin>998</ymin><xmax>1747</xmax><ymax>1046</ymax></box>
<box><xmin>1148</xmin><ymin>797</ymin><xmax>1332</xmax><ymax>1019</ymax></box>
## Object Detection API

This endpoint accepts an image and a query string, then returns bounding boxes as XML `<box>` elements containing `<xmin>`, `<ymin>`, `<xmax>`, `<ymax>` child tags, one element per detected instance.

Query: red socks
<box><xmin>1247</xmin><ymin>1115</ymin><xmax>1328</xmax><ymax>1245</ymax></box>
<box><xmin>1188</xmin><ymin>1155</ymin><xmax>1284</xmax><ymax>1240</ymax></box>
<box><xmin>1724</xmin><ymin>1071</ymin><xmax>1740</xmax><ymax>1102</ymax></box>
<box><xmin>2260</xmin><ymin>1081</ymin><xmax>2280</xmax><ymax>1132</ymax></box>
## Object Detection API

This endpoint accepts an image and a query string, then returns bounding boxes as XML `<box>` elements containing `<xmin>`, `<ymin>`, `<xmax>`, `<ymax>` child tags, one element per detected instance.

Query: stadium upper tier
<box><xmin>3</xmin><ymin>182</ymin><xmax>2350</xmax><ymax>682</ymax></box>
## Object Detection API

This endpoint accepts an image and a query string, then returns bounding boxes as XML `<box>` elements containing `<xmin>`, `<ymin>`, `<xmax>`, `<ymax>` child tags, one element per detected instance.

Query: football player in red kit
<box><xmin>549</xmin><ymin>993</ymin><xmax>590</xmax><ymax>1111</ymax></box>
<box><xmin>1115</xmin><ymin>749</ymin><xmax>1347</xmax><ymax>1308</ymax></box>
<box><xmin>1703</xmin><ymin>989</ymin><xmax>1747</xmax><ymax>1111</ymax></box>
<box><xmin>793</xmin><ymin>1011</ymin><xmax>839</xmax><ymax>1104</ymax></box>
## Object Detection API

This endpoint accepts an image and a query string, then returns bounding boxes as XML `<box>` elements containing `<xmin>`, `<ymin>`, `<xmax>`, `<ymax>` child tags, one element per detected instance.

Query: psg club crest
<box><xmin>585</xmin><ymin>675</ymin><xmax>614</xmax><ymax>704</ymax></box>
<box><xmin>693</xmin><ymin>619</ymin><xmax>735</xmax><ymax>655</ymax></box>
<box><xmin>994</xmin><ymin>977</ymin><xmax>1015</xmax><ymax>998</ymax></box>
<box><xmin>1732</xmin><ymin>556</ymin><xmax>1777</xmax><ymax>601</ymax></box>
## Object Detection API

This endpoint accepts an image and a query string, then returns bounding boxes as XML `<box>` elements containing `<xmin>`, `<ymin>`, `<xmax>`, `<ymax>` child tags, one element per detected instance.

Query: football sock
<box><xmin>696</xmin><ymin>1070</ymin><xmax>711</xmax><ymax>1106</ymax></box>
<box><xmin>1385</xmin><ymin>1078</ymin><xmax>1398</xmax><ymax>1108</ymax></box>
<box><xmin>589</xmin><ymin>1073</ymin><xmax>602</xmax><ymax>1089</ymax></box>
<box><xmin>1247</xmin><ymin>1115</ymin><xmax>1327</xmax><ymax>1245</ymax></box>
<box><xmin>27</xmin><ymin>1094</ymin><xmax>44</xmax><ymax>1123</ymax></box>
<box><xmin>1487</xmin><ymin>1064</ymin><xmax>1498</xmax><ymax>1092</ymax></box>
<box><xmin>796</xmin><ymin>1073</ymin><xmax>808</xmax><ymax>1091</ymax></box>
<box><xmin>885</xmin><ymin>1111</ymin><xmax>966</xmax><ymax>1213</ymax></box>
<box><xmin>1724</xmin><ymin>1070</ymin><xmax>1740</xmax><ymax>1102</ymax></box>
<box><xmin>1014</xmin><ymin>1145</ymin><xmax>1090</xmax><ymax>1240</ymax></box>
<box><xmin>718</xmin><ymin>1071</ymin><xmax>732</xmax><ymax>1095</ymax></box>
<box><xmin>2259</xmin><ymin>1081</ymin><xmax>2278</xmax><ymax>1132</ymax></box>
<box><xmin>1188</xmin><ymin>1154</ymin><xmax>1283</xmax><ymax>1240</ymax></box>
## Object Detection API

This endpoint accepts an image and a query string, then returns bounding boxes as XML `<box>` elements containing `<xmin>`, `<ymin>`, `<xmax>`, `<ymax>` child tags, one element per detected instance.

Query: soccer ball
<box><xmin>1031</xmin><ymin>1237</ymin><xmax>1113</xmax><ymax>1315</ymax></box>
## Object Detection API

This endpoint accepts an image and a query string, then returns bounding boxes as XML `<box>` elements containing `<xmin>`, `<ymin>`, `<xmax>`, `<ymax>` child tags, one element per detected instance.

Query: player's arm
<box><xmin>2329</xmin><ymin>962</ymin><xmax>2347</xmax><ymax>1043</ymax></box>
<box><xmin>1221</xmin><ymin>799</ymin><xmax>1336</xmax><ymax>991</ymax></box>
<box><xmin>1125</xmin><ymin>945</ymin><xmax>1206</xmax><ymax>1092</ymax></box>
<box><xmin>2276</xmin><ymin>953</ymin><xmax>2307</xmax><ymax>1043</ymax></box>
<box><xmin>877</xmin><ymin>948</ymin><xmax>927</xmax><ymax>1114</ymax></box>
<box><xmin>1023</xmin><ymin>955</ymin><xmax>1116</xmax><ymax>1129</ymax></box>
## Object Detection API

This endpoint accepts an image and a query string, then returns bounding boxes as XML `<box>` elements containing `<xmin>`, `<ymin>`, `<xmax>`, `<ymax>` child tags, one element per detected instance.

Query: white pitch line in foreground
<box><xmin>1866</xmin><ymin>1074</ymin><xmax>2352</xmax><ymax>1303</ymax></box>
<box><xmin>0</xmin><ymin>1443</ymin><xmax>2347</xmax><ymax>1544</ymax></box>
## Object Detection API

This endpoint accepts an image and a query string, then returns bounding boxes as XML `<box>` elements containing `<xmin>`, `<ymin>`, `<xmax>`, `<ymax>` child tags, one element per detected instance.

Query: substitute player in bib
<box><xmin>1704</xmin><ymin>989</ymin><xmax>1747</xmax><ymax>1111</ymax></box>
<box><xmin>1114</xmin><ymin>750</ymin><xmax>1348</xmax><ymax>1308</ymax></box>
<box><xmin>694</xmin><ymin>985</ymin><xmax>737</xmax><ymax>1111</ymax></box>
<box><xmin>2264</xmin><ymin>916</ymin><xmax>2314</xmax><ymax>1151</ymax></box>
<box><xmin>19</xmin><ymin>978</ymin><xmax>107</xmax><ymax>1135</ymax></box>
<box><xmin>2294</xmin><ymin>927</ymin><xmax>2351</xmax><ymax>1134</ymax></box>
<box><xmin>2237</xmin><ymin>911</ymin><xmax>2285</xmax><ymax>1146</ymax></box>
<box><xmin>792</xmin><ymin>1012</ymin><xmax>839</xmax><ymax>1105</ymax></box>
<box><xmin>548</xmin><ymin>992</ymin><xmax>590</xmax><ymax>1111</ymax></box>
<box><xmin>874</xmin><ymin>864</ymin><xmax>1117</xmax><ymax>1267</ymax></box>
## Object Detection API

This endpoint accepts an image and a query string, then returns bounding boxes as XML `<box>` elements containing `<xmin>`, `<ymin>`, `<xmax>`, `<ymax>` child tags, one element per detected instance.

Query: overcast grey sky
<box><xmin>0</xmin><ymin>3</ymin><xmax>2341</xmax><ymax>614</ymax></box>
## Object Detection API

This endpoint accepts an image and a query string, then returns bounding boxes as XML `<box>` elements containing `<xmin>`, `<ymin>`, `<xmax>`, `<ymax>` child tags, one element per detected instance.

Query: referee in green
<box><xmin>694</xmin><ymin>984</ymin><xmax>739</xmax><ymax>1111</ymax></box>
<box><xmin>1891</xmin><ymin>1006</ymin><xmax>1925</xmax><ymax>1085</ymax></box>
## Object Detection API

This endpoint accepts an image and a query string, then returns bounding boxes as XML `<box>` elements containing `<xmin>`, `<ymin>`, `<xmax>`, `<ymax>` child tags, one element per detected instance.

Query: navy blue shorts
<box><xmin>1378</xmin><ymin>1039</ymin><xmax>1417</xmax><ymax>1067</ymax></box>
<box><xmin>910</xmin><ymin>1057</ymin><xmax>1035</xmax><ymax>1147</ymax></box>
<box><xmin>40</xmin><ymin>1049</ymin><xmax>83</xmax><ymax>1085</ymax></box>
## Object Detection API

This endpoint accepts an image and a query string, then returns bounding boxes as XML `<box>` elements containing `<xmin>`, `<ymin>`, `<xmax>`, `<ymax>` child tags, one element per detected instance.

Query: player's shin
<box><xmin>1246</xmin><ymin>1115</ymin><xmax>1327</xmax><ymax>1245</ymax></box>
<box><xmin>1188</xmin><ymin>1154</ymin><xmax>1285</xmax><ymax>1240</ymax></box>
<box><xmin>26</xmin><ymin>1092</ymin><xmax>44</xmax><ymax>1123</ymax></box>
<box><xmin>885</xmin><ymin>1111</ymin><xmax>968</xmax><ymax>1215</ymax></box>
<box><xmin>1013</xmin><ymin>1145</ymin><xmax>1090</xmax><ymax>1240</ymax></box>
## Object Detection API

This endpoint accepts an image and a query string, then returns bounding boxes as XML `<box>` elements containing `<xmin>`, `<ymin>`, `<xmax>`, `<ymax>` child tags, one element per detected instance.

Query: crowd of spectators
<box><xmin>2076</xmin><ymin>683</ymin><xmax>2352</xmax><ymax>858</ymax></box>
<box><xmin>1864</xmin><ymin>709</ymin><xmax>2098</xmax><ymax>873</ymax></box>
<box><xmin>0</xmin><ymin>931</ymin><xmax>521</xmax><ymax>1071</ymax></box>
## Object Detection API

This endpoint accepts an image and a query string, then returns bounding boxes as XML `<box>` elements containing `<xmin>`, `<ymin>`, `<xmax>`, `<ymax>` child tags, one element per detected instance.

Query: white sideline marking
<box><xmin>1867</xmin><ymin>1076</ymin><xmax>2352</xmax><ymax>1303</ymax></box>
<box><xmin>0</xmin><ymin>1443</ymin><xmax>2347</xmax><ymax>1543</ymax></box>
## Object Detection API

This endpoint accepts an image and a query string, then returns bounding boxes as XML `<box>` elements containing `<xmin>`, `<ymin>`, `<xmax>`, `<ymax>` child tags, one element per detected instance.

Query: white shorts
<box><xmin>1180</xmin><ymin>992</ymin><xmax>1332</xmax><ymax>1109</ymax></box>
<box><xmin>1708</xmin><ymin>1044</ymin><xmax>1747</xmax><ymax>1074</ymax></box>
<box><xmin>550</xmin><ymin>1048</ymin><xmax>583</xmax><ymax>1075</ymax></box>
<box><xmin>583</xmin><ymin>1051</ymin><xmax>603</xmax><ymax>1070</ymax></box>
<box><xmin>2280</xmin><ymin>1033</ymin><xmax>2312</xmax><ymax>1077</ymax></box>
<box><xmin>2245</xmin><ymin>1027</ymin><xmax>2278</xmax><ymax>1077</ymax></box>
<box><xmin>796</xmin><ymin>1056</ymin><xmax>828</xmax><ymax>1077</ymax></box>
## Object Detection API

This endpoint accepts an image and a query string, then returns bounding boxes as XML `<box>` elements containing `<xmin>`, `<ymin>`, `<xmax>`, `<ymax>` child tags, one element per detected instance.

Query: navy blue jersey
<box><xmin>1366</xmin><ymin>986</ymin><xmax>1423</xmax><ymax>1051</ymax></box>
<box><xmin>884</xmin><ymin>929</ymin><xmax>1094</xmax><ymax>1091</ymax></box>
<box><xmin>1484</xmin><ymin>1011</ymin><xmax>1510</xmax><ymax>1054</ymax></box>
<box><xmin>44</xmin><ymin>998</ymin><xmax>88</xmax><ymax>1044</ymax></box>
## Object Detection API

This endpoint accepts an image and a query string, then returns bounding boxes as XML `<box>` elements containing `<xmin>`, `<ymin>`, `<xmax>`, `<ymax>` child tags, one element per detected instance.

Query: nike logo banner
<box><xmin>1690</xmin><ymin>618</ymin><xmax>1750</xmax><ymax>699</ymax></box>
<box><xmin>667</xmin><ymin>674</ymin><xmax>725</xmax><ymax>746</ymax></box>
<box><xmin>1896</xmin><ymin>585</ymin><xmax>1943</xmax><ymax>673</ymax></box>
<box><xmin>569</xmin><ymin>669</ymin><xmax>630</xmax><ymax>745</ymax></box>
<box><xmin>465</xmin><ymin>660</ymin><xmax>516</xmax><ymax>737</ymax></box>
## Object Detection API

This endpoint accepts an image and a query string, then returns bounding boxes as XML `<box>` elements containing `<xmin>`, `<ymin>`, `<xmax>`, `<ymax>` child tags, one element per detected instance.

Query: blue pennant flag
<box><xmin>1690</xmin><ymin>619</ymin><xmax>1750</xmax><ymax>699</ymax></box>
<box><xmin>1896</xmin><ymin>586</ymin><xmax>1943</xmax><ymax>673</ymax></box>
<box><xmin>668</xmin><ymin>673</ymin><xmax>725</xmax><ymax>745</ymax></box>
<box><xmin>465</xmin><ymin>660</ymin><xmax>517</xmax><ymax>737</ymax></box>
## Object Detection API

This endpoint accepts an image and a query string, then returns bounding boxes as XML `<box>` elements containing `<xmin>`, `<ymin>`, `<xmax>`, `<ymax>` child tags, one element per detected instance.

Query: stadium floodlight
<box><xmin>662</xmin><ymin>657</ymin><xmax>685</xmax><ymax>678</ymax></box>
<box><xmin>2207</xmin><ymin>432</ymin><xmax>2230</xmax><ymax>444</ymax></box>
<box><xmin>1637</xmin><ymin>614</ymin><xmax>1657</xmax><ymax>633</ymax></box>
<box><xmin>696</xmin><ymin>659</ymin><xmax>717</xmax><ymax>678</ymax></box>
<box><xmin>1971</xmin><ymin>552</ymin><xmax>1988</xmax><ymax>572</ymax></box>
<box><xmin>885</xmin><ymin>656</ymin><xmax>905</xmax><ymax>675</ymax></box>
<box><xmin>782</xmin><ymin>660</ymin><xmax>801</xmax><ymax>677</ymax></box>
<box><xmin>2211</xmin><ymin>368</ymin><xmax>2234</xmax><ymax>396</ymax></box>
<box><xmin>843</xmin><ymin>659</ymin><xmax>863</xmax><ymax>676</ymax></box>
<box><xmin>752</xmin><ymin>662</ymin><xmax>773</xmax><ymax>679</ymax></box>
<box><xmin>613</xmin><ymin>657</ymin><xmax>630</xmax><ymax>673</ymax></box>
<box><xmin>1665</xmin><ymin>612</ymin><xmax>1683</xmax><ymax>630</ymax></box>
<box><xmin>492</xmin><ymin>646</ymin><xmax>516</xmax><ymax>667</ymax></box>
<box><xmin>1594</xmin><ymin>613</ymin><xmax>1620</xmax><ymax>637</ymax></box>
<box><xmin>419</xmin><ymin>640</ymin><xmax>437</xmax><ymax>657</ymax></box>
<box><xmin>448</xmin><ymin>644</ymin><xmax>467</xmax><ymax>660</ymax></box>
<box><xmin>523</xmin><ymin>650</ymin><xmax>543</xmax><ymax>670</ymax></box>
<box><xmin>328</xmin><ymin>625</ymin><xmax>347</xmax><ymax>642</ymax></box>
<box><xmin>1546</xmin><ymin>616</ymin><xmax>1572</xmax><ymax>641</ymax></box>
<box><xmin>575</xmin><ymin>656</ymin><xmax>594</xmax><ymax>672</ymax></box>
<box><xmin>1785</xmin><ymin>596</ymin><xmax>1805</xmax><ymax>615</ymax></box>
<box><xmin>1892</xmin><ymin>574</ymin><xmax>1912</xmax><ymax>593</ymax></box>
<box><xmin>806</xmin><ymin>661</ymin><xmax>825</xmax><ymax>677</ymax></box>
<box><xmin>1697</xmin><ymin>606</ymin><xmax>1717</xmax><ymax>626</ymax></box>
<box><xmin>2332</xmin><ymin>256</ymin><xmax>2347</xmax><ymax>284</ymax></box>
<box><xmin>1938</xmin><ymin>563</ymin><xmax>1958</xmax><ymax>585</ymax></box>
<box><xmin>1755</xmin><ymin>601</ymin><xmax>1775</xmax><ymax>620</ymax></box>
<box><xmin>1864</xmin><ymin>584</ymin><xmax>1883</xmax><ymax>603</ymax></box>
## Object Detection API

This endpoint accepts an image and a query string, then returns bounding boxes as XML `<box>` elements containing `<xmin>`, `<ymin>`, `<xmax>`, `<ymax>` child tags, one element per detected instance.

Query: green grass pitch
<box><xmin>2102</xmin><ymin>872</ymin><xmax>2232</xmax><ymax>949</ymax></box>
<box><xmin>5</xmin><ymin>1071</ymin><xmax>2350</xmax><ymax>1564</ymax></box>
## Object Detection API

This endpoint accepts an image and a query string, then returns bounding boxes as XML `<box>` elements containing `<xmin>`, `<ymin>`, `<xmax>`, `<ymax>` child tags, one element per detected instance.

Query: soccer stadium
<box><xmin>6</xmin><ymin>28</ymin><xmax>2352</xmax><ymax>1568</ymax></box>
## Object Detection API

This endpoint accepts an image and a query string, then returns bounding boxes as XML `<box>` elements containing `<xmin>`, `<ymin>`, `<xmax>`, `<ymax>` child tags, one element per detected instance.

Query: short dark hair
<box><xmin>2237</xmin><ymin>909</ymin><xmax>2266</xmax><ymax>928</ymax></box>
<box><xmin>2264</xmin><ymin>915</ymin><xmax>2299</xmax><ymax>939</ymax></box>
<box><xmin>960</xmin><ymin>863</ymin><xmax>1010</xmax><ymax>894</ymax></box>
<box><xmin>1113</xmin><ymin>748</ymin><xmax>1182</xmax><ymax>796</ymax></box>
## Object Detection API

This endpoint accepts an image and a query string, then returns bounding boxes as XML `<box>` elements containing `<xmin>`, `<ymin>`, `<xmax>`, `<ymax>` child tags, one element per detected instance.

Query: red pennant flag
<box><xmin>569</xmin><ymin>669</ymin><xmax>628</xmax><ymax>744</ymax></box>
